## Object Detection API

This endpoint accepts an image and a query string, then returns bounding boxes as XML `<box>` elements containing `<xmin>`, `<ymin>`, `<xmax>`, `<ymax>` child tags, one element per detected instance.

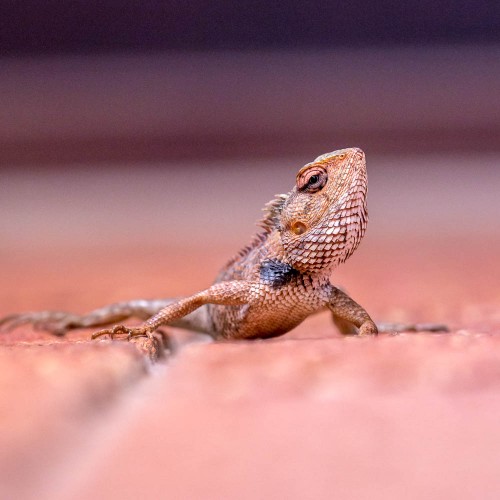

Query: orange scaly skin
<box><xmin>0</xmin><ymin>148</ymin><xmax>447</xmax><ymax>342</ymax></box>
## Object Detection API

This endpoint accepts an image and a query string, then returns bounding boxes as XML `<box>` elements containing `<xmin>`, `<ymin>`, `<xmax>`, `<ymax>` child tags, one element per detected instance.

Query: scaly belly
<box><xmin>208</xmin><ymin>297</ymin><xmax>324</xmax><ymax>340</ymax></box>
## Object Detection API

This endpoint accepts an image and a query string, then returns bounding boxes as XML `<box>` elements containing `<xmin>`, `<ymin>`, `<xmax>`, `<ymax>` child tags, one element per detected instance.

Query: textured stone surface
<box><xmin>66</xmin><ymin>332</ymin><xmax>500</xmax><ymax>500</ymax></box>
<box><xmin>0</xmin><ymin>341</ymin><xmax>148</xmax><ymax>499</ymax></box>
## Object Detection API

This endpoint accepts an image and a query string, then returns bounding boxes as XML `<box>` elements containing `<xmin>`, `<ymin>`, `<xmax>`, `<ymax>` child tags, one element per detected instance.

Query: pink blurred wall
<box><xmin>1</xmin><ymin>45</ymin><xmax>499</xmax><ymax>165</ymax></box>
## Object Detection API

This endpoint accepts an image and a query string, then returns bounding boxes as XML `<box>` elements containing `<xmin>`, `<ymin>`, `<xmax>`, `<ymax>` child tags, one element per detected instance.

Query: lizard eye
<box><xmin>296</xmin><ymin>167</ymin><xmax>327</xmax><ymax>193</ymax></box>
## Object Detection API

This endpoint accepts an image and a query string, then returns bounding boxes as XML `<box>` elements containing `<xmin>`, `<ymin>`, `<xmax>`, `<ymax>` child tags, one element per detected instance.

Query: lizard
<box><xmin>0</xmin><ymin>147</ymin><xmax>446</xmax><ymax>344</ymax></box>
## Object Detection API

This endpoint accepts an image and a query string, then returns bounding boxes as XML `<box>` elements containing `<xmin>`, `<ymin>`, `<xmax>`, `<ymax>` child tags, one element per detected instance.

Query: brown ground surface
<box><xmin>1</xmin><ymin>155</ymin><xmax>499</xmax><ymax>499</ymax></box>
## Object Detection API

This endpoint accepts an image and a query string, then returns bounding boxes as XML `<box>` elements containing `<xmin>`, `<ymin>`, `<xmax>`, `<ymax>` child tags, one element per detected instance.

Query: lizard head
<box><xmin>279</xmin><ymin>147</ymin><xmax>369</xmax><ymax>273</ymax></box>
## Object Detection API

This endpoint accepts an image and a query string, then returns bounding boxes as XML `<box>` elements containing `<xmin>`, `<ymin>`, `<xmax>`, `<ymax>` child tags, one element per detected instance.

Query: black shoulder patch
<box><xmin>259</xmin><ymin>259</ymin><xmax>300</xmax><ymax>288</ymax></box>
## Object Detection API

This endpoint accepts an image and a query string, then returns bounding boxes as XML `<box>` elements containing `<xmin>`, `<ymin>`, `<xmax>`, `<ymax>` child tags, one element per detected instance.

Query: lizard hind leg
<box><xmin>0</xmin><ymin>299</ymin><xmax>174</xmax><ymax>336</ymax></box>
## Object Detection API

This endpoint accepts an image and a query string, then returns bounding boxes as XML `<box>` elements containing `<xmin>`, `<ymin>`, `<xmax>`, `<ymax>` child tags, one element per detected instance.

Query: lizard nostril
<box><xmin>291</xmin><ymin>221</ymin><xmax>307</xmax><ymax>235</ymax></box>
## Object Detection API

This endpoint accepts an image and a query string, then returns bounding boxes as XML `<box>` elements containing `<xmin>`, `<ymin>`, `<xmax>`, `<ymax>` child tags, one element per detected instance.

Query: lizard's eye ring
<box><xmin>296</xmin><ymin>167</ymin><xmax>327</xmax><ymax>193</ymax></box>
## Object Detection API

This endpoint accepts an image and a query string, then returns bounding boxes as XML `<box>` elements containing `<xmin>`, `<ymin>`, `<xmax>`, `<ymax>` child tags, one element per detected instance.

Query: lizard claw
<box><xmin>91</xmin><ymin>324</ymin><xmax>153</xmax><ymax>340</ymax></box>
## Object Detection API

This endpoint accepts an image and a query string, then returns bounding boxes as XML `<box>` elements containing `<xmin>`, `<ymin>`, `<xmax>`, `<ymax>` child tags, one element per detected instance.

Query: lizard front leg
<box><xmin>327</xmin><ymin>286</ymin><xmax>378</xmax><ymax>336</ymax></box>
<box><xmin>92</xmin><ymin>280</ymin><xmax>251</xmax><ymax>340</ymax></box>
<box><xmin>327</xmin><ymin>287</ymin><xmax>448</xmax><ymax>335</ymax></box>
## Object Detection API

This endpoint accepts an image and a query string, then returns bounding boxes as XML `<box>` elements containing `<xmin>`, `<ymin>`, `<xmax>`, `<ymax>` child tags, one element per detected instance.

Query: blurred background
<box><xmin>2</xmin><ymin>4</ymin><xmax>500</xmax><ymax>499</ymax></box>
<box><xmin>2</xmin><ymin>0</ymin><xmax>500</xmax><ymax>163</ymax></box>
<box><xmin>0</xmin><ymin>0</ymin><xmax>499</xmax><ymax>319</ymax></box>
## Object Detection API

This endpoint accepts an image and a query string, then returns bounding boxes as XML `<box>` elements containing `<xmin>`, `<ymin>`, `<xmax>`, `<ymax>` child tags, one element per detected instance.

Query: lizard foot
<box><xmin>91</xmin><ymin>324</ymin><xmax>154</xmax><ymax>341</ymax></box>
<box><xmin>129</xmin><ymin>329</ymin><xmax>173</xmax><ymax>362</ymax></box>
<box><xmin>358</xmin><ymin>320</ymin><xmax>379</xmax><ymax>336</ymax></box>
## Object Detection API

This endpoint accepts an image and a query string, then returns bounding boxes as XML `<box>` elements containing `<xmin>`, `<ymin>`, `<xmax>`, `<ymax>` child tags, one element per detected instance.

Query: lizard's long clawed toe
<box><xmin>376</xmin><ymin>322</ymin><xmax>449</xmax><ymax>334</ymax></box>
<box><xmin>91</xmin><ymin>324</ymin><xmax>153</xmax><ymax>341</ymax></box>
<box><xmin>111</xmin><ymin>325</ymin><xmax>128</xmax><ymax>339</ymax></box>
<box><xmin>91</xmin><ymin>328</ymin><xmax>112</xmax><ymax>340</ymax></box>
<box><xmin>418</xmin><ymin>323</ymin><xmax>449</xmax><ymax>332</ymax></box>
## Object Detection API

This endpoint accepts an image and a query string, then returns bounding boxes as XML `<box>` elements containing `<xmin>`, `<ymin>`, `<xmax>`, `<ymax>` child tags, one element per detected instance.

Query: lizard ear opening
<box><xmin>290</xmin><ymin>221</ymin><xmax>307</xmax><ymax>235</ymax></box>
<box><xmin>296</xmin><ymin>166</ymin><xmax>328</xmax><ymax>193</ymax></box>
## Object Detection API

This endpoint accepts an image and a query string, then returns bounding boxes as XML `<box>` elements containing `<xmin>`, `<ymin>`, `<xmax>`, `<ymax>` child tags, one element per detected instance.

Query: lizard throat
<box><xmin>259</xmin><ymin>259</ymin><xmax>300</xmax><ymax>288</ymax></box>
<box><xmin>282</xmin><ymin>189</ymin><xmax>368</xmax><ymax>273</ymax></box>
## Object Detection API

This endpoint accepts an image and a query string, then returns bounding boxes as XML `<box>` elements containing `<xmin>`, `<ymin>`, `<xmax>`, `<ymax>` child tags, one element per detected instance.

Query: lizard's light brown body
<box><xmin>1</xmin><ymin>148</ymin><xmax>446</xmax><ymax>342</ymax></box>
<box><xmin>203</xmin><ymin>147</ymin><xmax>372</xmax><ymax>340</ymax></box>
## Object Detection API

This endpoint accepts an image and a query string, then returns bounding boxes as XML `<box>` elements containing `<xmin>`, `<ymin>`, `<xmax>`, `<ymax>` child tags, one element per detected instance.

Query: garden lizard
<box><xmin>0</xmin><ymin>147</ymin><xmax>446</xmax><ymax>343</ymax></box>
